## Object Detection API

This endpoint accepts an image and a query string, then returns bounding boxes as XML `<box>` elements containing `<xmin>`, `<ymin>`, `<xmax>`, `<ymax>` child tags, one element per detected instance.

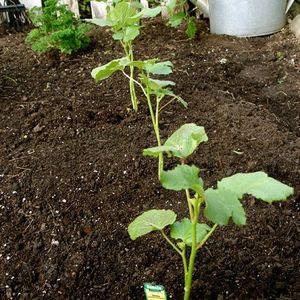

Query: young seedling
<box><xmin>128</xmin><ymin>123</ymin><xmax>294</xmax><ymax>300</ymax></box>
<box><xmin>91</xmin><ymin>58</ymin><xmax>187</xmax><ymax>178</ymax></box>
<box><xmin>165</xmin><ymin>0</ymin><xmax>198</xmax><ymax>38</ymax></box>
<box><xmin>88</xmin><ymin>1</ymin><xmax>161</xmax><ymax>111</ymax></box>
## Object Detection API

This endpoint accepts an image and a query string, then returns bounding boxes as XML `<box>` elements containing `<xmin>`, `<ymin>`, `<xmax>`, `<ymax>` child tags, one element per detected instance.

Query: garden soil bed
<box><xmin>0</xmin><ymin>20</ymin><xmax>299</xmax><ymax>299</ymax></box>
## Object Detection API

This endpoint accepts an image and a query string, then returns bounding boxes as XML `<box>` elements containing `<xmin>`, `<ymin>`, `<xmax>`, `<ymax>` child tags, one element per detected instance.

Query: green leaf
<box><xmin>160</xmin><ymin>165</ymin><xmax>203</xmax><ymax>194</ymax></box>
<box><xmin>91</xmin><ymin>57</ymin><xmax>129</xmax><ymax>81</ymax></box>
<box><xmin>218</xmin><ymin>172</ymin><xmax>294</xmax><ymax>203</ymax></box>
<box><xmin>85</xmin><ymin>18</ymin><xmax>115</xmax><ymax>27</ymax></box>
<box><xmin>168</xmin><ymin>12</ymin><xmax>185</xmax><ymax>28</ymax></box>
<box><xmin>138</xmin><ymin>6</ymin><xmax>161</xmax><ymax>18</ymax></box>
<box><xmin>204</xmin><ymin>188</ymin><xmax>246</xmax><ymax>225</ymax></box>
<box><xmin>164</xmin><ymin>123</ymin><xmax>207</xmax><ymax>158</ymax></box>
<box><xmin>143</xmin><ymin>145</ymin><xmax>176</xmax><ymax>157</ymax></box>
<box><xmin>126</xmin><ymin>59</ymin><xmax>157</xmax><ymax>70</ymax></box>
<box><xmin>128</xmin><ymin>209</ymin><xmax>177</xmax><ymax>240</ymax></box>
<box><xmin>144</xmin><ymin>61</ymin><xmax>174</xmax><ymax>75</ymax></box>
<box><xmin>186</xmin><ymin>17</ymin><xmax>197</xmax><ymax>39</ymax></box>
<box><xmin>108</xmin><ymin>2</ymin><xmax>139</xmax><ymax>27</ymax></box>
<box><xmin>112</xmin><ymin>31</ymin><xmax>124</xmax><ymax>40</ymax></box>
<box><xmin>171</xmin><ymin>218</ymin><xmax>211</xmax><ymax>246</ymax></box>
<box><xmin>123</xmin><ymin>26</ymin><xmax>140</xmax><ymax>42</ymax></box>
<box><xmin>164</xmin><ymin>90</ymin><xmax>188</xmax><ymax>108</ymax></box>
<box><xmin>166</xmin><ymin>0</ymin><xmax>177</xmax><ymax>12</ymax></box>
<box><xmin>143</xmin><ymin>123</ymin><xmax>207</xmax><ymax>159</ymax></box>
<box><xmin>139</xmin><ymin>74</ymin><xmax>175</xmax><ymax>95</ymax></box>
<box><xmin>148</xmin><ymin>78</ymin><xmax>175</xmax><ymax>88</ymax></box>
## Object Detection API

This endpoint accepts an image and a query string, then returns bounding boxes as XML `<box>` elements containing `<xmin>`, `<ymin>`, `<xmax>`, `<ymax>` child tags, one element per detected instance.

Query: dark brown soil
<box><xmin>0</xmin><ymin>19</ymin><xmax>299</xmax><ymax>300</ymax></box>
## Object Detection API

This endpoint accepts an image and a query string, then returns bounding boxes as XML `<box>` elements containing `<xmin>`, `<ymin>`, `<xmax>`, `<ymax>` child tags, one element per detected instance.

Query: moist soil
<box><xmin>0</xmin><ymin>20</ymin><xmax>299</xmax><ymax>300</ymax></box>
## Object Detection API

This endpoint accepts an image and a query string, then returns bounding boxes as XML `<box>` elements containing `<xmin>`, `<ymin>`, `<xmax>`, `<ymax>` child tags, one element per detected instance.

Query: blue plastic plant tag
<box><xmin>144</xmin><ymin>283</ymin><xmax>167</xmax><ymax>300</ymax></box>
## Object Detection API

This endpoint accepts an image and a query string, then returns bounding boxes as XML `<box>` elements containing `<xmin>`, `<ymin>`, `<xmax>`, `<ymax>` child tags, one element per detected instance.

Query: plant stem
<box><xmin>182</xmin><ymin>158</ymin><xmax>194</xmax><ymax>220</ymax></box>
<box><xmin>197</xmin><ymin>224</ymin><xmax>218</xmax><ymax>249</ymax></box>
<box><xmin>182</xmin><ymin>247</ymin><xmax>188</xmax><ymax>283</ymax></box>
<box><xmin>184</xmin><ymin>198</ymin><xmax>200</xmax><ymax>300</ymax></box>
<box><xmin>128</xmin><ymin>46</ymin><xmax>138</xmax><ymax>111</ymax></box>
<box><xmin>145</xmin><ymin>83</ymin><xmax>162</xmax><ymax>179</ymax></box>
<box><xmin>185</xmin><ymin>189</ymin><xmax>194</xmax><ymax>220</ymax></box>
<box><xmin>160</xmin><ymin>230</ymin><xmax>182</xmax><ymax>256</ymax></box>
<box><xmin>155</xmin><ymin>96</ymin><xmax>164</xmax><ymax>178</ymax></box>
<box><xmin>122</xmin><ymin>70</ymin><xmax>163</xmax><ymax>178</ymax></box>
<box><xmin>161</xmin><ymin>230</ymin><xmax>188</xmax><ymax>284</ymax></box>
<box><xmin>122</xmin><ymin>42</ymin><xmax>138</xmax><ymax>111</ymax></box>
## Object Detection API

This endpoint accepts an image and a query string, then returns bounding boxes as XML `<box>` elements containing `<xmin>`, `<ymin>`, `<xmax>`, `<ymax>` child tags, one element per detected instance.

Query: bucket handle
<box><xmin>286</xmin><ymin>0</ymin><xmax>295</xmax><ymax>13</ymax></box>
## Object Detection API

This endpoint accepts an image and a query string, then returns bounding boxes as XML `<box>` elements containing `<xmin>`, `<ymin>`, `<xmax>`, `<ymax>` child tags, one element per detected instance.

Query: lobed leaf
<box><xmin>108</xmin><ymin>2</ymin><xmax>139</xmax><ymax>28</ymax></box>
<box><xmin>166</xmin><ymin>123</ymin><xmax>208</xmax><ymax>158</ymax></box>
<box><xmin>204</xmin><ymin>188</ymin><xmax>246</xmax><ymax>225</ymax></box>
<box><xmin>85</xmin><ymin>18</ymin><xmax>115</xmax><ymax>27</ymax></box>
<box><xmin>137</xmin><ymin>6</ymin><xmax>161</xmax><ymax>18</ymax></box>
<box><xmin>144</xmin><ymin>61</ymin><xmax>174</xmax><ymax>75</ymax></box>
<box><xmin>148</xmin><ymin>78</ymin><xmax>175</xmax><ymax>88</ymax></box>
<box><xmin>126</xmin><ymin>59</ymin><xmax>157</xmax><ymax>70</ymax></box>
<box><xmin>160</xmin><ymin>165</ymin><xmax>203</xmax><ymax>194</ymax></box>
<box><xmin>91</xmin><ymin>57</ymin><xmax>129</xmax><ymax>81</ymax></box>
<box><xmin>171</xmin><ymin>218</ymin><xmax>211</xmax><ymax>246</ymax></box>
<box><xmin>123</xmin><ymin>25</ymin><xmax>140</xmax><ymax>42</ymax></box>
<box><xmin>168</xmin><ymin>12</ymin><xmax>185</xmax><ymax>28</ymax></box>
<box><xmin>112</xmin><ymin>32</ymin><xmax>124</xmax><ymax>40</ymax></box>
<box><xmin>128</xmin><ymin>209</ymin><xmax>176</xmax><ymax>240</ymax></box>
<box><xmin>143</xmin><ymin>124</ymin><xmax>207</xmax><ymax>159</ymax></box>
<box><xmin>217</xmin><ymin>172</ymin><xmax>294</xmax><ymax>203</ymax></box>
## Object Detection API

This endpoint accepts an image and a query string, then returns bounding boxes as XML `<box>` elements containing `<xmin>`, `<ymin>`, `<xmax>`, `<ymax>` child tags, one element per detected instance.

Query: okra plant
<box><xmin>128</xmin><ymin>123</ymin><xmax>294</xmax><ymax>300</ymax></box>
<box><xmin>88</xmin><ymin>1</ymin><xmax>161</xmax><ymax>111</ymax></box>
<box><xmin>91</xmin><ymin>57</ymin><xmax>186</xmax><ymax>178</ymax></box>
<box><xmin>165</xmin><ymin>0</ymin><xmax>198</xmax><ymax>38</ymax></box>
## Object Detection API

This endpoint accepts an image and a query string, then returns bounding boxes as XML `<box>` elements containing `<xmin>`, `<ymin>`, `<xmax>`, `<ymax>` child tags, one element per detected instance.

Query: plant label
<box><xmin>144</xmin><ymin>283</ymin><xmax>167</xmax><ymax>300</ymax></box>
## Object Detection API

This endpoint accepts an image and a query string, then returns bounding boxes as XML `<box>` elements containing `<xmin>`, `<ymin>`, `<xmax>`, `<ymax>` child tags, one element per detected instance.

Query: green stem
<box><xmin>122</xmin><ymin>70</ymin><xmax>163</xmax><ymax>178</ymax></box>
<box><xmin>182</xmin><ymin>247</ymin><xmax>188</xmax><ymax>283</ymax></box>
<box><xmin>161</xmin><ymin>230</ymin><xmax>188</xmax><ymax>284</ymax></box>
<box><xmin>128</xmin><ymin>47</ymin><xmax>138</xmax><ymax>111</ymax></box>
<box><xmin>160</xmin><ymin>230</ymin><xmax>182</xmax><ymax>256</ymax></box>
<box><xmin>155</xmin><ymin>96</ymin><xmax>164</xmax><ymax>179</ymax></box>
<box><xmin>122</xmin><ymin>42</ymin><xmax>138</xmax><ymax>111</ymax></box>
<box><xmin>182</xmin><ymin>158</ymin><xmax>194</xmax><ymax>220</ymax></box>
<box><xmin>197</xmin><ymin>224</ymin><xmax>218</xmax><ymax>249</ymax></box>
<box><xmin>184</xmin><ymin>199</ymin><xmax>200</xmax><ymax>300</ymax></box>
<box><xmin>145</xmin><ymin>83</ymin><xmax>162</xmax><ymax>179</ymax></box>
<box><xmin>185</xmin><ymin>189</ymin><xmax>194</xmax><ymax>220</ymax></box>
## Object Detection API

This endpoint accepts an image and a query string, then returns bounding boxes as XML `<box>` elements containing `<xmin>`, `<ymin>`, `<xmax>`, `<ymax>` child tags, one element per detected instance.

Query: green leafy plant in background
<box><xmin>91</xmin><ymin>57</ymin><xmax>187</xmax><ymax>178</ymax></box>
<box><xmin>88</xmin><ymin>1</ymin><xmax>161</xmax><ymax>111</ymax></box>
<box><xmin>165</xmin><ymin>0</ymin><xmax>197</xmax><ymax>38</ymax></box>
<box><xmin>26</xmin><ymin>0</ymin><xmax>91</xmax><ymax>54</ymax></box>
<box><xmin>128</xmin><ymin>123</ymin><xmax>294</xmax><ymax>300</ymax></box>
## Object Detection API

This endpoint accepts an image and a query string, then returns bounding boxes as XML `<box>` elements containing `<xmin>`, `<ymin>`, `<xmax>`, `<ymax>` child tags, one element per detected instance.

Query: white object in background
<box><xmin>91</xmin><ymin>1</ymin><xmax>108</xmax><ymax>19</ymax></box>
<box><xmin>19</xmin><ymin>0</ymin><xmax>42</xmax><ymax>9</ymax></box>
<box><xmin>140</xmin><ymin>0</ymin><xmax>149</xmax><ymax>9</ymax></box>
<box><xmin>19</xmin><ymin>0</ymin><xmax>79</xmax><ymax>17</ymax></box>
<box><xmin>290</xmin><ymin>14</ymin><xmax>300</xmax><ymax>39</ymax></box>
<box><xmin>90</xmin><ymin>0</ymin><xmax>150</xmax><ymax>20</ymax></box>
<box><xmin>161</xmin><ymin>0</ymin><xmax>170</xmax><ymax>19</ymax></box>
<box><xmin>0</xmin><ymin>0</ymin><xmax>5</xmax><ymax>24</ymax></box>
<box><xmin>59</xmin><ymin>0</ymin><xmax>80</xmax><ymax>17</ymax></box>
<box><xmin>194</xmin><ymin>0</ymin><xmax>295</xmax><ymax>37</ymax></box>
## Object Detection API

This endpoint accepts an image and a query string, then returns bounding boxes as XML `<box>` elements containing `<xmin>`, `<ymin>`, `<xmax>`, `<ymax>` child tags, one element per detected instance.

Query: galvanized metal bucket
<box><xmin>195</xmin><ymin>0</ymin><xmax>295</xmax><ymax>37</ymax></box>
